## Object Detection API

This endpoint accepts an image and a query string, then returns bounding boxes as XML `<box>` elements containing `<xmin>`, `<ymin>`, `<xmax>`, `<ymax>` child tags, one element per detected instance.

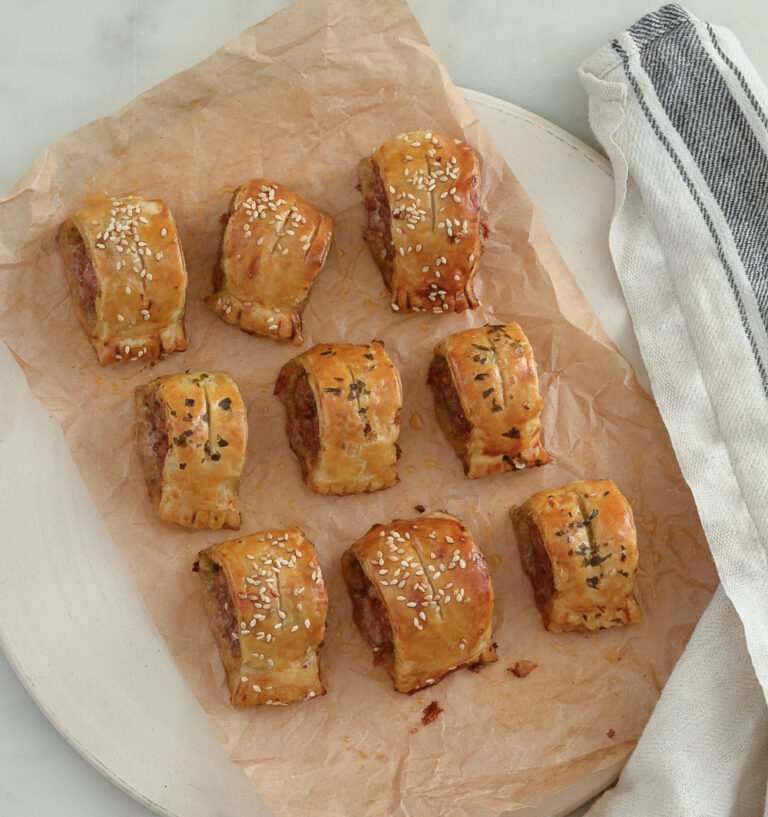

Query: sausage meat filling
<box><xmin>211</xmin><ymin>568</ymin><xmax>241</xmax><ymax>661</ymax></box>
<box><xmin>361</xmin><ymin>163</ymin><xmax>396</xmax><ymax>284</ymax></box>
<box><xmin>528</xmin><ymin>521</ymin><xmax>555</xmax><ymax>608</ymax></box>
<box><xmin>286</xmin><ymin>373</ymin><xmax>321</xmax><ymax>464</ymax></box>
<box><xmin>428</xmin><ymin>356</ymin><xmax>472</xmax><ymax>444</ymax></box>
<box><xmin>345</xmin><ymin>557</ymin><xmax>393</xmax><ymax>664</ymax></box>
<box><xmin>67</xmin><ymin>231</ymin><xmax>100</xmax><ymax>318</ymax></box>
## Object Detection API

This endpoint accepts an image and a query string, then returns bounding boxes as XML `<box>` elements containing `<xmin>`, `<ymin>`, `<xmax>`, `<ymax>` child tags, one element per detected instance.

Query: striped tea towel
<box><xmin>579</xmin><ymin>6</ymin><xmax>768</xmax><ymax>815</ymax></box>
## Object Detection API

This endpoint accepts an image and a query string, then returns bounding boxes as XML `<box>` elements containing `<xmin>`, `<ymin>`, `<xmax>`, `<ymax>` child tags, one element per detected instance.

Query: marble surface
<box><xmin>1</xmin><ymin>1</ymin><xmax>765</xmax><ymax>815</ymax></box>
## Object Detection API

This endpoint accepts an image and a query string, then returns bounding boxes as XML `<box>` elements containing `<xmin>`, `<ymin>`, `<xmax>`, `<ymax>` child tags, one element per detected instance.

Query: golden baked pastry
<box><xmin>134</xmin><ymin>372</ymin><xmax>247</xmax><ymax>530</ymax></box>
<box><xmin>198</xmin><ymin>528</ymin><xmax>328</xmax><ymax>707</ymax></box>
<box><xmin>274</xmin><ymin>340</ymin><xmax>403</xmax><ymax>495</ymax></box>
<box><xmin>358</xmin><ymin>130</ymin><xmax>488</xmax><ymax>313</ymax></box>
<box><xmin>341</xmin><ymin>512</ymin><xmax>496</xmax><ymax>693</ymax></box>
<box><xmin>428</xmin><ymin>321</ymin><xmax>550</xmax><ymax>478</ymax></box>
<box><xmin>58</xmin><ymin>196</ymin><xmax>187</xmax><ymax>365</ymax></box>
<box><xmin>511</xmin><ymin>479</ymin><xmax>642</xmax><ymax>632</ymax></box>
<box><xmin>205</xmin><ymin>179</ymin><xmax>333</xmax><ymax>345</ymax></box>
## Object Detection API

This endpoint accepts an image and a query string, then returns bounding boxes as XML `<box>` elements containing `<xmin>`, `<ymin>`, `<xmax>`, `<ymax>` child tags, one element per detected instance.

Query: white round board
<box><xmin>0</xmin><ymin>89</ymin><xmax>642</xmax><ymax>817</ymax></box>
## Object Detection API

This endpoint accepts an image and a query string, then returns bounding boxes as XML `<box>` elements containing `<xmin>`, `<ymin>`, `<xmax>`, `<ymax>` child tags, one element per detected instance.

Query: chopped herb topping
<box><xmin>588</xmin><ymin>509</ymin><xmax>599</xmax><ymax>522</ymax></box>
<box><xmin>218</xmin><ymin>397</ymin><xmax>232</xmax><ymax>410</ymax></box>
<box><xmin>320</xmin><ymin>349</ymin><xmax>336</xmax><ymax>356</ymax></box>
<box><xmin>218</xmin><ymin>437</ymin><xmax>229</xmax><ymax>447</ymax></box>
<box><xmin>324</xmin><ymin>387</ymin><xmax>342</xmax><ymax>394</ymax></box>
<box><xmin>179</xmin><ymin>463</ymin><xmax>187</xmax><ymax>470</ymax></box>
<box><xmin>586</xmin><ymin>576</ymin><xmax>600</xmax><ymax>588</ymax></box>
<box><xmin>472</xmin><ymin>343</ymin><xmax>492</xmax><ymax>351</ymax></box>
<box><xmin>210</xmin><ymin>452</ymin><xmax>222</xmax><ymax>462</ymax></box>
<box><xmin>482</xmin><ymin>387</ymin><xmax>494</xmax><ymax>398</ymax></box>
<box><xmin>172</xmin><ymin>429</ymin><xmax>193</xmax><ymax>447</ymax></box>
<box><xmin>185</xmin><ymin>398</ymin><xmax>195</xmax><ymax>406</ymax></box>
<box><xmin>502</xmin><ymin>427</ymin><xmax>520</xmax><ymax>439</ymax></box>
<box><xmin>474</xmin><ymin>373</ymin><xmax>487</xmax><ymax>381</ymax></box>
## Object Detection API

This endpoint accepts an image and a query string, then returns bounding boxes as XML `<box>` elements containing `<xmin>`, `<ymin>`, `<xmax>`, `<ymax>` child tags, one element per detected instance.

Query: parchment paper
<box><xmin>0</xmin><ymin>1</ymin><xmax>717</xmax><ymax>815</ymax></box>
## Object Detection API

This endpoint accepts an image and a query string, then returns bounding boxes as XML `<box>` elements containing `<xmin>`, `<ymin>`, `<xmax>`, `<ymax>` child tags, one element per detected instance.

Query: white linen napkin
<box><xmin>579</xmin><ymin>5</ymin><xmax>768</xmax><ymax>814</ymax></box>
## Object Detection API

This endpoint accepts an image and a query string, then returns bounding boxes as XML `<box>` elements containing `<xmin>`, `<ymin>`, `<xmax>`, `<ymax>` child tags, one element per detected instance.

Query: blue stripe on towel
<box><xmin>610</xmin><ymin>35</ymin><xmax>768</xmax><ymax>397</ymax></box>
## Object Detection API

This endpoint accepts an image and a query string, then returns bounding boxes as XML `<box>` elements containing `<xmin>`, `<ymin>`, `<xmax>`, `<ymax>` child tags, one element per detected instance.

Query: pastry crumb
<box><xmin>606</xmin><ymin>728</ymin><xmax>616</xmax><ymax>739</ymax></box>
<box><xmin>421</xmin><ymin>701</ymin><xmax>443</xmax><ymax>726</ymax></box>
<box><xmin>507</xmin><ymin>660</ymin><xmax>538</xmax><ymax>678</ymax></box>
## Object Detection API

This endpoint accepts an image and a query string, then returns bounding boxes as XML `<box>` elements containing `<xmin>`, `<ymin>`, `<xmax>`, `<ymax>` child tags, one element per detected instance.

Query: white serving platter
<box><xmin>0</xmin><ymin>89</ymin><xmax>644</xmax><ymax>817</ymax></box>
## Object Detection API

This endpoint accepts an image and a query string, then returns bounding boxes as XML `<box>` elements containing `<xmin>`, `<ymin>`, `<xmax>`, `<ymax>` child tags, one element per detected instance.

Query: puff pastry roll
<box><xmin>134</xmin><ymin>372</ymin><xmax>247</xmax><ymax>530</ymax></box>
<box><xmin>198</xmin><ymin>528</ymin><xmax>328</xmax><ymax>707</ymax></box>
<box><xmin>428</xmin><ymin>322</ymin><xmax>550</xmax><ymax>478</ymax></box>
<box><xmin>205</xmin><ymin>179</ymin><xmax>333</xmax><ymax>345</ymax></box>
<box><xmin>274</xmin><ymin>341</ymin><xmax>403</xmax><ymax>495</ymax></box>
<box><xmin>511</xmin><ymin>479</ymin><xmax>642</xmax><ymax>632</ymax></box>
<box><xmin>341</xmin><ymin>512</ymin><xmax>496</xmax><ymax>693</ymax></box>
<box><xmin>358</xmin><ymin>130</ymin><xmax>488</xmax><ymax>314</ymax></box>
<box><xmin>58</xmin><ymin>196</ymin><xmax>187</xmax><ymax>365</ymax></box>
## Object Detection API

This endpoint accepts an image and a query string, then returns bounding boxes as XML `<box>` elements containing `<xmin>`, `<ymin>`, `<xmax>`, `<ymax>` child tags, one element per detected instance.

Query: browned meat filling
<box><xmin>286</xmin><ymin>373</ymin><xmax>320</xmax><ymax>463</ymax></box>
<box><xmin>528</xmin><ymin>522</ymin><xmax>554</xmax><ymax>609</ymax></box>
<box><xmin>362</xmin><ymin>163</ymin><xmax>395</xmax><ymax>281</ymax></box>
<box><xmin>428</xmin><ymin>356</ymin><xmax>471</xmax><ymax>440</ymax></box>
<box><xmin>68</xmin><ymin>230</ymin><xmax>99</xmax><ymax>317</ymax></box>
<box><xmin>343</xmin><ymin>556</ymin><xmax>393</xmax><ymax>663</ymax></box>
<box><xmin>145</xmin><ymin>390</ymin><xmax>169</xmax><ymax>477</ymax></box>
<box><xmin>211</xmin><ymin>568</ymin><xmax>241</xmax><ymax>660</ymax></box>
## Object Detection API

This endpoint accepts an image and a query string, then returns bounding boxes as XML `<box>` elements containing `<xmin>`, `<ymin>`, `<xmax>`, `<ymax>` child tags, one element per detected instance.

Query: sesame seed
<box><xmin>117</xmin><ymin>314</ymin><xmax>125</xmax><ymax>322</ymax></box>
<box><xmin>125</xmin><ymin>286</ymin><xmax>131</xmax><ymax>295</ymax></box>
<box><xmin>241</xmin><ymin>676</ymin><xmax>248</xmax><ymax>682</ymax></box>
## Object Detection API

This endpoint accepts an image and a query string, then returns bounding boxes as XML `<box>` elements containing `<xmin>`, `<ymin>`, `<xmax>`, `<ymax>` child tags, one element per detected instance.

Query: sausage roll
<box><xmin>198</xmin><ymin>528</ymin><xmax>328</xmax><ymax>707</ymax></box>
<box><xmin>58</xmin><ymin>196</ymin><xmax>187</xmax><ymax>365</ymax></box>
<box><xmin>205</xmin><ymin>179</ymin><xmax>334</xmax><ymax>345</ymax></box>
<box><xmin>358</xmin><ymin>130</ymin><xmax>488</xmax><ymax>314</ymax></box>
<box><xmin>274</xmin><ymin>341</ymin><xmax>403</xmax><ymax>495</ymax></box>
<box><xmin>341</xmin><ymin>512</ymin><xmax>496</xmax><ymax>693</ymax></box>
<box><xmin>428</xmin><ymin>322</ymin><xmax>550</xmax><ymax>478</ymax></box>
<box><xmin>511</xmin><ymin>479</ymin><xmax>642</xmax><ymax>632</ymax></box>
<box><xmin>134</xmin><ymin>372</ymin><xmax>247</xmax><ymax>530</ymax></box>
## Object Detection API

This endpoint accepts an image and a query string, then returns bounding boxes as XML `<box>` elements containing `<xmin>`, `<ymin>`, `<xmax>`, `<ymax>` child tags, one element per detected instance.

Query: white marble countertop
<box><xmin>1</xmin><ymin>1</ymin><xmax>764</xmax><ymax>815</ymax></box>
